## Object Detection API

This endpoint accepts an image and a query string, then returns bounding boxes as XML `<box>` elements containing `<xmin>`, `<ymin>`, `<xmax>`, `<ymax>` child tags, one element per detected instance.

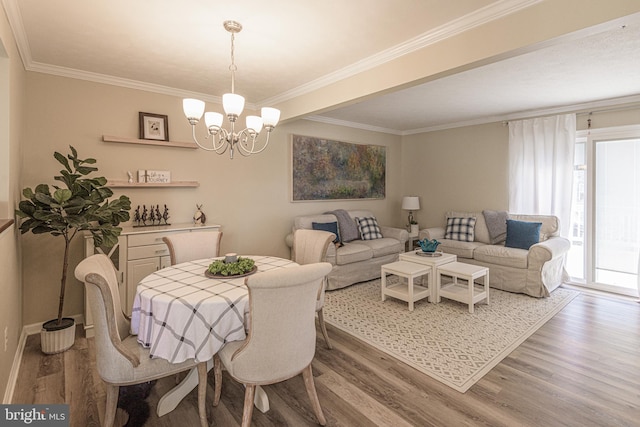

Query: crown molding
<box><xmin>312</xmin><ymin>94</ymin><xmax>640</xmax><ymax>136</ymax></box>
<box><xmin>304</xmin><ymin>115</ymin><xmax>403</xmax><ymax>136</ymax></box>
<box><xmin>261</xmin><ymin>0</ymin><xmax>541</xmax><ymax>105</ymax></box>
<box><xmin>3</xmin><ymin>0</ymin><xmax>539</xmax><ymax>110</ymax></box>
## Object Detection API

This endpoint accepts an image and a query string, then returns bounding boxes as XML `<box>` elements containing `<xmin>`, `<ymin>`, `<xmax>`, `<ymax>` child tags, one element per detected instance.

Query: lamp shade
<box><xmin>402</xmin><ymin>196</ymin><xmax>420</xmax><ymax>211</ymax></box>
<box><xmin>222</xmin><ymin>93</ymin><xmax>245</xmax><ymax>116</ymax></box>
<box><xmin>183</xmin><ymin>98</ymin><xmax>205</xmax><ymax>120</ymax></box>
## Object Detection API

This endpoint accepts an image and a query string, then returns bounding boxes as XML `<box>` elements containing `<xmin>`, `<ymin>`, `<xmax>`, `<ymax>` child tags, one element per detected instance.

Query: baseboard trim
<box><xmin>3</xmin><ymin>314</ymin><xmax>85</xmax><ymax>404</ymax></box>
<box><xmin>2</xmin><ymin>328</ymin><xmax>27</xmax><ymax>404</ymax></box>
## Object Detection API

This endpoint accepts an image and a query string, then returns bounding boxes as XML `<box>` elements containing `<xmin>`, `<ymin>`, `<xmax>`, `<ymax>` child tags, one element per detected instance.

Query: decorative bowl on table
<box><xmin>205</xmin><ymin>257</ymin><xmax>257</xmax><ymax>278</ymax></box>
<box><xmin>417</xmin><ymin>238</ymin><xmax>441</xmax><ymax>253</ymax></box>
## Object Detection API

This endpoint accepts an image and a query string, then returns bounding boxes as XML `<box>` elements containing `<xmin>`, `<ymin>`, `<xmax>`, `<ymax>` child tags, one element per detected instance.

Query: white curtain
<box><xmin>508</xmin><ymin>114</ymin><xmax>576</xmax><ymax>238</ymax></box>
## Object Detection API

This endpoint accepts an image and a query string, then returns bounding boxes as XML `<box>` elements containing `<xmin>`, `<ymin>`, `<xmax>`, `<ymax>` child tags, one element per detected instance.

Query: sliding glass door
<box><xmin>567</xmin><ymin>126</ymin><xmax>640</xmax><ymax>297</ymax></box>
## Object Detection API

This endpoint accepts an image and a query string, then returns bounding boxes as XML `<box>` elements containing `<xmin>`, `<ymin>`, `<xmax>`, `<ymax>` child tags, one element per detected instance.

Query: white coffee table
<box><xmin>436</xmin><ymin>261</ymin><xmax>489</xmax><ymax>313</ymax></box>
<box><xmin>381</xmin><ymin>261</ymin><xmax>431</xmax><ymax>311</ymax></box>
<box><xmin>399</xmin><ymin>251</ymin><xmax>457</xmax><ymax>303</ymax></box>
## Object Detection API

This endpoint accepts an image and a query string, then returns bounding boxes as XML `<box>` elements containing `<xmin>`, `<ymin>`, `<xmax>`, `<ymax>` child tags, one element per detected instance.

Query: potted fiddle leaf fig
<box><xmin>16</xmin><ymin>146</ymin><xmax>131</xmax><ymax>354</ymax></box>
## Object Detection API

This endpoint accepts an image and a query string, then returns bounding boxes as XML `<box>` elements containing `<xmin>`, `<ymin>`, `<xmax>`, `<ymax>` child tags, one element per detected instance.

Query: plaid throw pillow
<box><xmin>445</xmin><ymin>217</ymin><xmax>476</xmax><ymax>242</ymax></box>
<box><xmin>356</xmin><ymin>216</ymin><xmax>383</xmax><ymax>240</ymax></box>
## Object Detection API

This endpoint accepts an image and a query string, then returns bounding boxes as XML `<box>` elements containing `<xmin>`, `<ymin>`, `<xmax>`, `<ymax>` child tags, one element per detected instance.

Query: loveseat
<box><xmin>285</xmin><ymin>209</ymin><xmax>408</xmax><ymax>290</ymax></box>
<box><xmin>419</xmin><ymin>211</ymin><xmax>570</xmax><ymax>297</ymax></box>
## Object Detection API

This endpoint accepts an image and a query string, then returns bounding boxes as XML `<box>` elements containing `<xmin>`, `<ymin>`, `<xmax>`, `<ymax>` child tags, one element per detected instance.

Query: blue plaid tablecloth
<box><xmin>131</xmin><ymin>256</ymin><xmax>297</xmax><ymax>363</ymax></box>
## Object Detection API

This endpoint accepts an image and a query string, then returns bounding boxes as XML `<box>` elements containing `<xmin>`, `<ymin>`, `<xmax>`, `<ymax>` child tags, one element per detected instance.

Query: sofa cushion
<box><xmin>335</xmin><ymin>242</ymin><xmax>373</xmax><ymax>265</ymax></box>
<box><xmin>445</xmin><ymin>217</ymin><xmax>476</xmax><ymax>242</ymax></box>
<box><xmin>505</xmin><ymin>219</ymin><xmax>541</xmax><ymax>250</ymax></box>
<box><xmin>447</xmin><ymin>211</ymin><xmax>490</xmax><ymax>244</ymax></box>
<box><xmin>312</xmin><ymin>221</ymin><xmax>341</xmax><ymax>244</ymax></box>
<box><xmin>356</xmin><ymin>216</ymin><xmax>383</xmax><ymax>240</ymax></box>
<box><xmin>358</xmin><ymin>237</ymin><xmax>403</xmax><ymax>258</ymax></box>
<box><xmin>509</xmin><ymin>214</ymin><xmax>559</xmax><ymax>241</ymax></box>
<box><xmin>437</xmin><ymin>239</ymin><xmax>485</xmax><ymax>259</ymax></box>
<box><xmin>474</xmin><ymin>244</ymin><xmax>529</xmax><ymax>269</ymax></box>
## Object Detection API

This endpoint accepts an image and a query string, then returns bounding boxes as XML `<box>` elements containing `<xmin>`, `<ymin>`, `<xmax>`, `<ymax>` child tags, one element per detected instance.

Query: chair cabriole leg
<box><xmin>317</xmin><ymin>309</ymin><xmax>333</xmax><ymax>349</ymax></box>
<box><xmin>302</xmin><ymin>364</ymin><xmax>326</xmax><ymax>425</ymax></box>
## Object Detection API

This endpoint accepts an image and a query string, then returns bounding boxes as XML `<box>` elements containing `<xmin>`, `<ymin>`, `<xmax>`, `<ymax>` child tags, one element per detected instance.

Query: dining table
<box><xmin>130</xmin><ymin>255</ymin><xmax>298</xmax><ymax>416</ymax></box>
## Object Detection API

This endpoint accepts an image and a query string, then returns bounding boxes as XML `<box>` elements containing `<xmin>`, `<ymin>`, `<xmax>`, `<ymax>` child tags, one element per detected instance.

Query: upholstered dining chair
<box><xmin>163</xmin><ymin>230</ymin><xmax>223</xmax><ymax>265</ymax></box>
<box><xmin>75</xmin><ymin>254</ymin><xmax>209</xmax><ymax>427</ymax></box>
<box><xmin>292</xmin><ymin>229</ymin><xmax>336</xmax><ymax>349</ymax></box>
<box><xmin>213</xmin><ymin>262</ymin><xmax>333</xmax><ymax>427</ymax></box>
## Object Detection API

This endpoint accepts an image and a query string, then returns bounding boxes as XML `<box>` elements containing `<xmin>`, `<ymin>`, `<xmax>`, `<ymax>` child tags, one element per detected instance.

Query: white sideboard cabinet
<box><xmin>83</xmin><ymin>223</ymin><xmax>221</xmax><ymax>336</ymax></box>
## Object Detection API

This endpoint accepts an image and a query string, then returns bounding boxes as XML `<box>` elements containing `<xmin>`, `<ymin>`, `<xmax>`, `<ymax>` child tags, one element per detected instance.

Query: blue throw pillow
<box><xmin>312</xmin><ymin>221</ymin><xmax>341</xmax><ymax>244</ymax></box>
<box><xmin>505</xmin><ymin>219</ymin><xmax>542</xmax><ymax>250</ymax></box>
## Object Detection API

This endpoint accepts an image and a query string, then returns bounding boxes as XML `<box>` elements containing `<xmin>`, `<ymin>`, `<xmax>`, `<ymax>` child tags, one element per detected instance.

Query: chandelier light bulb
<box><xmin>246</xmin><ymin>116</ymin><xmax>264</xmax><ymax>134</ymax></box>
<box><xmin>183</xmin><ymin>98</ymin><xmax>205</xmax><ymax>122</ymax></box>
<box><xmin>204</xmin><ymin>112</ymin><xmax>224</xmax><ymax>129</ymax></box>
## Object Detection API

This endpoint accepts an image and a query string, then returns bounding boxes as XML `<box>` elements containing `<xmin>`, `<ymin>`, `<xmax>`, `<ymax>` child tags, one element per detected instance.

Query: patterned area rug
<box><xmin>323</xmin><ymin>278</ymin><xmax>579</xmax><ymax>392</ymax></box>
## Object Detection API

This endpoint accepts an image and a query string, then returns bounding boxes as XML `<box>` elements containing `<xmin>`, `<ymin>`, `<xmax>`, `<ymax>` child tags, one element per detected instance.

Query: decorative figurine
<box><xmin>193</xmin><ymin>204</ymin><xmax>206</xmax><ymax>225</ymax></box>
<box><xmin>141</xmin><ymin>205</ymin><xmax>148</xmax><ymax>226</ymax></box>
<box><xmin>133</xmin><ymin>205</ymin><xmax>141</xmax><ymax>226</ymax></box>
<box><xmin>127</xmin><ymin>171</ymin><xmax>134</xmax><ymax>183</ymax></box>
<box><xmin>162</xmin><ymin>204</ymin><xmax>170</xmax><ymax>225</ymax></box>
<box><xmin>149</xmin><ymin>205</ymin><xmax>156</xmax><ymax>224</ymax></box>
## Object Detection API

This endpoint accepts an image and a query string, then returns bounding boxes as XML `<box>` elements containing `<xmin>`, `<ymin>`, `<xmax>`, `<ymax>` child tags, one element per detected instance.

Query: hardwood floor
<box><xmin>12</xmin><ymin>291</ymin><xmax>640</xmax><ymax>427</ymax></box>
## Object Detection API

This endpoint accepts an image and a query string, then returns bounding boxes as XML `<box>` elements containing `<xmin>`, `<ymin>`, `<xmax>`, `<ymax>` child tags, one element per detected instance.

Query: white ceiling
<box><xmin>3</xmin><ymin>0</ymin><xmax>640</xmax><ymax>134</ymax></box>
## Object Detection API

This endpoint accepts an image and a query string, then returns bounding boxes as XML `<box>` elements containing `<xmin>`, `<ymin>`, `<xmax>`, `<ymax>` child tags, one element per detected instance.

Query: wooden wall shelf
<box><xmin>102</xmin><ymin>135</ymin><xmax>197</xmax><ymax>149</ymax></box>
<box><xmin>107</xmin><ymin>180</ymin><xmax>199</xmax><ymax>188</ymax></box>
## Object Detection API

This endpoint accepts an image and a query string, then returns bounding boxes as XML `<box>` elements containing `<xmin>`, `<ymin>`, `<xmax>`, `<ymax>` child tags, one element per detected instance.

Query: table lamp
<box><xmin>401</xmin><ymin>196</ymin><xmax>420</xmax><ymax>227</ymax></box>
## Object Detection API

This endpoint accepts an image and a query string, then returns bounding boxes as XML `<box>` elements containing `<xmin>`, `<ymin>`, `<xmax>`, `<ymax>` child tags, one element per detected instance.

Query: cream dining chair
<box><xmin>75</xmin><ymin>254</ymin><xmax>209</xmax><ymax>427</ymax></box>
<box><xmin>163</xmin><ymin>230</ymin><xmax>223</xmax><ymax>265</ymax></box>
<box><xmin>292</xmin><ymin>229</ymin><xmax>336</xmax><ymax>349</ymax></box>
<box><xmin>213</xmin><ymin>262</ymin><xmax>333</xmax><ymax>427</ymax></box>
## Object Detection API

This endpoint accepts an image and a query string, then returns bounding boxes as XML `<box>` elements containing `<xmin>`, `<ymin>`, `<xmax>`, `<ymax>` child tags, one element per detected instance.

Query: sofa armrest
<box><xmin>380</xmin><ymin>226</ymin><xmax>409</xmax><ymax>243</ymax></box>
<box><xmin>285</xmin><ymin>233</ymin><xmax>294</xmax><ymax>248</ymax></box>
<box><xmin>419</xmin><ymin>227</ymin><xmax>445</xmax><ymax>241</ymax></box>
<box><xmin>528</xmin><ymin>236</ymin><xmax>571</xmax><ymax>267</ymax></box>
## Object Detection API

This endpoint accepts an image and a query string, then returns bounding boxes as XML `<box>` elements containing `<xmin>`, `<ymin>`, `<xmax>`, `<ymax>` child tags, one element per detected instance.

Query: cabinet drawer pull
<box><xmin>155</xmin><ymin>249</ymin><xmax>165</xmax><ymax>254</ymax></box>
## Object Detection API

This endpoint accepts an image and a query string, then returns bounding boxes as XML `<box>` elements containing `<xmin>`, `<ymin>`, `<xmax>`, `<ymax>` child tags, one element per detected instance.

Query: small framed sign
<box><xmin>139</xmin><ymin>112</ymin><xmax>169</xmax><ymax>141</ymax></box>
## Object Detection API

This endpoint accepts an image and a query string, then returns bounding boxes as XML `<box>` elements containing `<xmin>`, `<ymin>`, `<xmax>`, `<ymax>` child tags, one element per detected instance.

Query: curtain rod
<box><xmin>501</xmin><ymin>102</ymin><xmax>640</xmax><ymax>126</ymax></box>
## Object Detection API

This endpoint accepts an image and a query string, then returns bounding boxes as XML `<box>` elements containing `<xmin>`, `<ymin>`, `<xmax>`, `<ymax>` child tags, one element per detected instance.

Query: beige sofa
<box><xmin>286</xmin><ymin>209</ymin><xmax>408</xmax><ymax>290</ymax></box>
<box><xmin>419</xmin><ymin>211</ymin><xmax>570</xmax><ymax>297</ymax></box>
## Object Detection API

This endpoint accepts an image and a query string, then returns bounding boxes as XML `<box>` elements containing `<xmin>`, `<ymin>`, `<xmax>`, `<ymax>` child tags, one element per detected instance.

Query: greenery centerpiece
<box><xmin>207</xmin><ymin>257</ymin><xmax>256</xmax><ymax>276</ymax></box>
<box><xmin>16</xmin><ymin>146</ymin><xmax>131</xmax><ymax>353</ymax></box>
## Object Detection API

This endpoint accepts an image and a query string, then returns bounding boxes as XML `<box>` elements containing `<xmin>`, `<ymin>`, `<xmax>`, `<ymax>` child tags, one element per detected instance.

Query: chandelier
<box><xmin>182</xmin><ymin>20</ymin><xmax>280</xmax><ymax>159</ymax></box>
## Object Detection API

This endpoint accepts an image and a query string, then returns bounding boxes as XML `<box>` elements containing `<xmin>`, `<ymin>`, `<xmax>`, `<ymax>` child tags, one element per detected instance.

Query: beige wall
<box><xmin>0</xmin><ymin>4</ymin><xmax>25</xmax><ymax>401</ymax></box>
<box><xmin>400</xmin><ymin>107</ymin><xmax>640</xmax><ymax>232</ymax></box>
<box><xmin>400</xmin><ymin>122</ymin><xmax>509</xmax><ymax>228</ymax></box>
<box><xmin>20</xmin><ymin>72</ymin><xmax>402</xmax><ymax>326</ymax></box>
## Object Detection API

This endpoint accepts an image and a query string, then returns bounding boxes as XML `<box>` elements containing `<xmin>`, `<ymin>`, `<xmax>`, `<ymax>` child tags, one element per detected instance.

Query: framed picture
<box><xmin>291</xmin><ymin>134</ymin><xmax>386</xmax><ymax>201</ymax></box>
<box><xmin>139</xmin><ymin>112</ymin><xmax>169</xmax><ymax>141</ymax></box>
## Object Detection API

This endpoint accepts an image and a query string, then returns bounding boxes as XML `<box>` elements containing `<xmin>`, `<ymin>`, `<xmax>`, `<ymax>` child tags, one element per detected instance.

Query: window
<box><xmin>567</xmin><ymin>125</ymin><xmax>640</xmax><ymax>297</ymax></box>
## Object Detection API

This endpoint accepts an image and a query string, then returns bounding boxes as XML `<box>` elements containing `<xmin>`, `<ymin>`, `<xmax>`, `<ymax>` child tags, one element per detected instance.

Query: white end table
<box><xmin>436</xmin><ymin>261</ymin><xmax>489</xmax><ymax>313</ymax></box>
<box><xmin>381</xmin><ymin>261</ymin><xmax>430</xmax><ymax>311</ymax></box>
<box><xmin>399</xmin><ymin>251</ymin><xmax>457</xmax><ymax>303</ymax></box>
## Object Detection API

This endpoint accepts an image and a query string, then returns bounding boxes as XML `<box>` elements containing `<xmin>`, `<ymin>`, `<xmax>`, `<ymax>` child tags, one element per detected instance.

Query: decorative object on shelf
<box><xmin>137</xmin><ymin>170</ymin><xmax>147</xmax><ymax>183</ymax></box>
<box><xmin>402</xmin><ymin>196</ymin><xmax>420</xmax><ymax>231</ymax></box>
<box><xmin>417</xmin><ymin>238</ymin><xmax>441</xmax><ymax>253</ymax></box>
<box><xmin>193</xmin><ymin>204</ymin><xmax>206</xmax><ymax>225</ymax></box>
<box><xmin>139</xmin><ymin>112</ymin><xmax>169</xmax><ymax>141</ymax></box>
<box><xmin>15</xmin><ymin>146</ymin><xmax>131</xmax><ymax>354</ymax></box>
<box><xmin>182</xmin><ymin>20</ymin><xmax>280</xmax><ymax>159</ymax></box>
<box><xmin>133</xmin><ymin>204</ymin><xmax>171</xmax><ymax>227</ymax></box>
<box><xmin>145</xmin><ymin>170</ymin><xmax>171</xmax><ymax>184</ymax></box>
<box><xmin>127</xmin><ymin>171</ymin><xmax>134</xmax><ymax>183</ymax></box>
